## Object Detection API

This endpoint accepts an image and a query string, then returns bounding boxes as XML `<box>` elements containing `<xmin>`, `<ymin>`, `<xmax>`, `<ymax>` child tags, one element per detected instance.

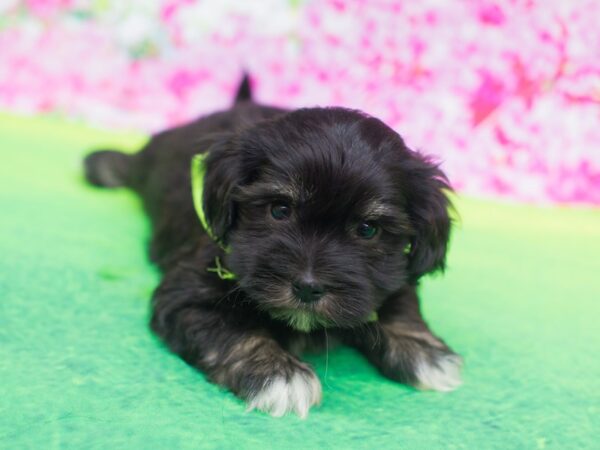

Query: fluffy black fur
<box><xmin>84</xmin><ymin>78</ymin><xmax>462</xmax><ymax>418</ymax></box>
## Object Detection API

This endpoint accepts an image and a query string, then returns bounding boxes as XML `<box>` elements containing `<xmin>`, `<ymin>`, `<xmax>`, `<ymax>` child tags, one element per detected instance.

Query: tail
<box><xmin>234</xmin><ymin>73</ymin><xmax>252</xmax><ymax>104</ymax></box>
<box><xmin>84</xmin><ymin>149</ymin><xmax>133</xmax><ymax>188</ymax></box>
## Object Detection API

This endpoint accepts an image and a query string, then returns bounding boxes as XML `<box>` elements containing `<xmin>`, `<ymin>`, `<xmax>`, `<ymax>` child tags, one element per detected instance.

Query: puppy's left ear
<box><xmin>200</xmin><ymin>135</ymin><xmax>240</xmax><ymax>246</ymax></box>
<box><xmin>402</xmin><ymin>152</ymin><xmax>452</xmax><ymax>281</ymax></box>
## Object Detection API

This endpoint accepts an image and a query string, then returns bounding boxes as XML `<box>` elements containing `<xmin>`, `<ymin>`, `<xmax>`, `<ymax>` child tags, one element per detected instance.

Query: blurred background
<box><xmin>2</xmin><ymin>2</ymin><xmax>600</xmax><ymax>447</ymax></box>
<box><xmin>1</xmin><ymin>0</ymin><xmax>599</xmax><ymax>205</ymax></box>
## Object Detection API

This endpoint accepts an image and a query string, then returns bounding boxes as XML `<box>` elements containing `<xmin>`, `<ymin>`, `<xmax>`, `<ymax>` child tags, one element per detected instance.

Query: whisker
<box><xmin>323</xmin><ymin>329</ymin><xmax>333</xmax><ymax>390</ymax></box>
<box><xmin>214</xmin><ymin>284</ymin><xmax>243</xmax><ymax>307</ymax></box>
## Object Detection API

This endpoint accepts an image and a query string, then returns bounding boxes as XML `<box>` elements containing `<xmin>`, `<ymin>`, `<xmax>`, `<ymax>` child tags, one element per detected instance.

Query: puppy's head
<box><xmin>202</xmin><ymin>108</ymin><xmax>451</xmax><ymax>331</ymax></box>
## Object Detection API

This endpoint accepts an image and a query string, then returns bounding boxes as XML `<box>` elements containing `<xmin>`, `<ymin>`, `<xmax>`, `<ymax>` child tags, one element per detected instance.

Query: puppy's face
<box><xmin>203</xmin><ymin>108</ymin><xmax>451</xmax><ymax>331</ymax></box>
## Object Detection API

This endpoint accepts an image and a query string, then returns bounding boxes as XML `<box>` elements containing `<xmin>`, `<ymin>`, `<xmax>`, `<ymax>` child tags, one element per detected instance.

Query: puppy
<box><xmin>84</xmin><ymin>76</ymin><xmax>462</xmax><ymax>418</ymax></box>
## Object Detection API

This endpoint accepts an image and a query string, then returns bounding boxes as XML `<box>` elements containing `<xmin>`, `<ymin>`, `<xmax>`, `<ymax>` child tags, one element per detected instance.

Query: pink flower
<box><xmin>1</xmin><ymin>0</ymin><xmax>599</xmax><ymax>205</ymax></box>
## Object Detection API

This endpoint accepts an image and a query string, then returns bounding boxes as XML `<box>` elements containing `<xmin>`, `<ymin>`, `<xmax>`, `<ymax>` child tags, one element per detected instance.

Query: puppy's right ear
<box><xmin>198</xmin><ymin>136</ymin><xmax>240</xmax><ymax>246</ymax></box>
<box><xmin>402</xmin><ymin>151</ymin><xmax>452</xmax><ymax>282</ymax></box>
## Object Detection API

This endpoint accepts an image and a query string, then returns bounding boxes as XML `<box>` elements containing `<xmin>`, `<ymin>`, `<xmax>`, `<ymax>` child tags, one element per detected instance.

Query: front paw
<box><xmin>246</xmin><ymin>365</ymin><xmax>322</xmax><ymax>419</ymax></box>
<box><xmin>379</xmin><ymin>331</ymin><xmax>463</xmax><ymax>391</ymax></box>
<box><xmin>414</xmin><ymin>351</ymin><xmax>463</xmax><ymax>392</ymax></box>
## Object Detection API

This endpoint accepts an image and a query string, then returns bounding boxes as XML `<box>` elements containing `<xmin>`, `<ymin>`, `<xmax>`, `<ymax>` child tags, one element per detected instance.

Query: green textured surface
<box><xmin>1</xmin><ymin>113</ymin><xmax>599</xmax><ymax>449</ymax></box>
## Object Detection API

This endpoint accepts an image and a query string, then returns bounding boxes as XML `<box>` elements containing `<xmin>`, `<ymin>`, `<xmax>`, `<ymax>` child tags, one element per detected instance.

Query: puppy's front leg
<box><xmin>150</xmin><ymin>263</ymin><xmax>321</xmax><ymax>418</ymax></box>
<box><xmin>346</xmin><ymin>287</ymin><xmax>462</xmax><ymax>392</ymax></box>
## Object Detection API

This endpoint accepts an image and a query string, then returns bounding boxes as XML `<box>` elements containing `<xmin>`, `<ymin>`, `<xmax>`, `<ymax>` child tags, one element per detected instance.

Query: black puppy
<box><xmin>85</xmin><ymin>77</ymin><xmax>462</xmax><ymax>418</ymax></box>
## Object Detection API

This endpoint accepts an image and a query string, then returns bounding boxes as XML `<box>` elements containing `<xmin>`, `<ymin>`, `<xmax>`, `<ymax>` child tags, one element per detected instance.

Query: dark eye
<box><xmin>270</xmin><ymin>202</ymin><xmax>292</xmax><ymax>220</ymax></box>
<box><xmin>356</xmin><ymin>221</ymin><xmax>378</xmax><ymax>239</ymax></box>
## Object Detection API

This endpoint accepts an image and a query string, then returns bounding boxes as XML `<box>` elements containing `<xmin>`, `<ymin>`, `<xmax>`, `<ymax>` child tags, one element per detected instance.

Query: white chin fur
<box><xmin>287</xmin><ymin>311</ymin><xmax>318</xmax><ymax>332</ymax></box>
<box><xmin>247</xmin><ymin>371</ymin><xmax>322</xmax><ymax>419</ymax></box>
<box><xmin>269</xmin><ymin>309</ymin><xmax>319</xmax><ymax>332</ymax></box>
<box><xmin>415</xmin><ymin>353</ymin><xmax>463</xmax><ymax>392</ymax></box>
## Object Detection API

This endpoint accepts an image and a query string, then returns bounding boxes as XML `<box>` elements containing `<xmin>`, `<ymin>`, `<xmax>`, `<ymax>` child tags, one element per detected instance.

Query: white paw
<box><xmin>415</xmin><ymin>353</ymin><xmax>463</xmax><ymax>392</ymax></box>
<box><xmin>247</xmin><ymin>370</ymin><xmax>322</xmax><ymax>419</ymax></box>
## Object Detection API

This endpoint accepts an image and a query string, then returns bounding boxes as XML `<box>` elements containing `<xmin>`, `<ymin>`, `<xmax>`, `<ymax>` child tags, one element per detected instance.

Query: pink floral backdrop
<box><xmin>1</xmin><ymin>0</ymin><xmax>599</xmax><ymax>205</ymax></box>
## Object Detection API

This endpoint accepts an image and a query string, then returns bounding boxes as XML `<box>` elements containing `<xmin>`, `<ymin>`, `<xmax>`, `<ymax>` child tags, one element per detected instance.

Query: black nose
<box><xmin>292</xmin><ymin>278</ymin><xmax>325</xmax><ymax>303</ymax></box>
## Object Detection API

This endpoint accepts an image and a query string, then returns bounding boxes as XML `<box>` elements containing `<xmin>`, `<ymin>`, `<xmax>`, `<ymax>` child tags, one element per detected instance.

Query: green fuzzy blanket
<box><xmin>1</xmin><ymin>114</ymin><xmax>598</xmax><ymax>449</ymax></box>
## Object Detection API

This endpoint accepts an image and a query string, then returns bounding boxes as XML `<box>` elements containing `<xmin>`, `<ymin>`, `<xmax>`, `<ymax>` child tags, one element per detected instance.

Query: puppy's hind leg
<box><xmin>84</xmin><ymin>149</ymin><xmax>134</xmax><ymax>188</ymax></box>
<box><xmin>343</xmin><ymin>286</ymin><xmax>463</xmax><ymax>392</ymax></box>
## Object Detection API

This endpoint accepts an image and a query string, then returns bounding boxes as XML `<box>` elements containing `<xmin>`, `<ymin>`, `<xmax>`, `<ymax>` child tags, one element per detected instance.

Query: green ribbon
<box><xmin>367</xmin><ymin>311</ymin><xmax>378</xmax><ymax>323</ymax></box>
<box><xmin>191</xmin><ymin>153</ymin><xmax>236</xmax><ymax>280</ymax></box>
